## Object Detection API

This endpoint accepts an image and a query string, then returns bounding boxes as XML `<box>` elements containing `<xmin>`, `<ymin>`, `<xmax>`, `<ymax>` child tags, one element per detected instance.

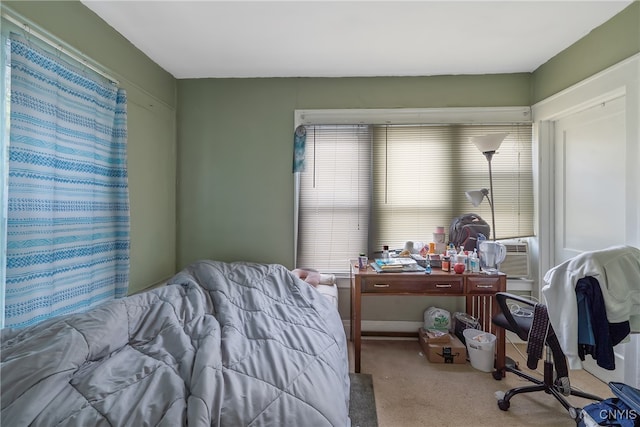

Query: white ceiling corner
<box><xmin>80</xmin><ymin>0</ymin><xmax>635</xmax><ymax>79</ymax></box>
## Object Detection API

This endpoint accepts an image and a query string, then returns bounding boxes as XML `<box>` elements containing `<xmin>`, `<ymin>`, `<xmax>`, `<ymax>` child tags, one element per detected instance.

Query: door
<box><xmin>553</xmin><ymin>95</ymin><xmax>626</xmax><ymax>383</ymax></box>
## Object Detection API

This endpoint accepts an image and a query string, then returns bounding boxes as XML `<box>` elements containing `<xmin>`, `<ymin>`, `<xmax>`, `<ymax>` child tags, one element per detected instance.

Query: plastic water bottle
<box><xmin>470</xmin><ymin>249</ymin><xmax>480</xmax><ymax>273</ymax></box>
<box><xmin>457</xmin><ymin>246</ymin><xmax>468</xmax><ymax>271</ymax></box>
<box><xmin>382</xmin><ymin>245</ymin><xmax>390</xmax><ymax>260</ymax></box>
<box><xmin>447</xmin><ymin>243</ymin><xmax>457</xmax><ymax>263</ymax></box>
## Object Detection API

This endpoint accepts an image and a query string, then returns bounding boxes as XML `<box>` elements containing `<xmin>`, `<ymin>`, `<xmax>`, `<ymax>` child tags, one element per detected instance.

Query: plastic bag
<box><xmin>424</xmin><ymin>306</ymin><xmax>451</xmax><ymax>331</ymax></box>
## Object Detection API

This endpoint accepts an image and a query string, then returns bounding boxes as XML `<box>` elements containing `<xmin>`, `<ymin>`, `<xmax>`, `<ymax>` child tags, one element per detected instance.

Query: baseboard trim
<box><xmin>342</xmin><ymin>319</ymin><xmax>527</xmax><ymax>345</ymax></box>
<box><xmin>131</xmin><ymin>277</ymin><xmax>172</xmax><ymax>295</ymax></box>
<box><xmin>505</xmin><ymin>330</ymin><xmax>526</xmax><ymax>345</ymax></box>
<box><xmin>343</xmin><ymin>320</ymin><xmax>423</xmax><ymax>339</ymax></box>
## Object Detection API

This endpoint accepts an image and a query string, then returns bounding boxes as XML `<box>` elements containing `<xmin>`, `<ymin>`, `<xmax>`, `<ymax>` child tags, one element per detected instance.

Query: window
<box><xmin>295</xmin><ymin>108</ymin><xmax>533</xmax><ymax>274</ymax></box>
<box><xmin>297</xmin><ymin>125</ymin><xmax>371</xmax><ymax>273</ymax></box>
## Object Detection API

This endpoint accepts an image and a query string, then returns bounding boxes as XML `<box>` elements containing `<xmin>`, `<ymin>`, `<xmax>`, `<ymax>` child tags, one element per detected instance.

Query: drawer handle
<box><xmin>435</xmin><ymin>284</ymin><xmax>452</xmax><ymax>288</ymax></box>
<box><xmin>476</xmin><ymin>284</ymin><xmax>495</xmax><ymax>288</ymax></box>
<box><xmin>374</xmin><ymin>284</ymin><xmax>390</xmax><ymax>288</ymax></box>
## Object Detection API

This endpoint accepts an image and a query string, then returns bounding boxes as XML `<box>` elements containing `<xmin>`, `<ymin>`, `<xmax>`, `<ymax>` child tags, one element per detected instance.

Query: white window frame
<box><xmin>293</xmin><ymin>106</ymin><xmax>532</xmax><ymax>270</ymax></box>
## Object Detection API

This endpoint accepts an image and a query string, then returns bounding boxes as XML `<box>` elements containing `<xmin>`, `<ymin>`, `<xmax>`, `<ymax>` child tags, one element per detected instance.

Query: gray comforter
<box><xmin>1</xmin><ymin>260</ymin><xmax>350</xmax><ymax>426</ymax></box>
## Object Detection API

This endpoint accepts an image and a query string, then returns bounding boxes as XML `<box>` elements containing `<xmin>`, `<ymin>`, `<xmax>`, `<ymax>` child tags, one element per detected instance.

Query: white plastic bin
<box><xmin>463</xmin><ymin>328</ymin><xmax>496</xmax><ymax>372</ymax></box>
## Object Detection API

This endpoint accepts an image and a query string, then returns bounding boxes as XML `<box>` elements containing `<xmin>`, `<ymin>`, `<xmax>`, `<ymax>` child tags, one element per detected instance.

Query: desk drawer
<box><xmin>466</xmin><ymin>276</ymin><xmax>502</xmax><ymax>293</ymax></box>
<box><xmin>361</xmin><ymin>277</ymin><xmax>464</xmax><ymax>294</ymax></box>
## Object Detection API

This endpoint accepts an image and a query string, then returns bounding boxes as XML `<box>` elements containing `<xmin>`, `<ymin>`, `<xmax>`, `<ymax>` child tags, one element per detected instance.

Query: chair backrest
<box><xmin>495</xmin><ymin>292</ymin><xmax>536</xmax><ymax>341</ymax></box>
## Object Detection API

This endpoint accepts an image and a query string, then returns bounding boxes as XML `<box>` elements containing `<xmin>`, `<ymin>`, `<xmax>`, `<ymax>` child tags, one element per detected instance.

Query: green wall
<box><xmin>175</xmin><ymin>2</ymin><xmax>640</xmax><ymax>271</ymax></box>
<box><xmin>2</xmin><ymin>1</ymin><xmax>175</xmax><ymax>107</ymax></box>
<box><xmin>3</xmin><ymin>1</ymin><xmax>639</xmax><ymax>299</ymax></box>
<box><xmin>176</xmin><ymin>74</ymin><xmax>531</xmax><ymax>269</ymax></box>
<box><xmin>3</xmin><ymin>1</ymin><xmax>179</xmax><ymax>294</ymax></box>
<box><xmin>532</xmin><ymin>1</ymin><xmax>640</xmax><ymax>102</ymax></box>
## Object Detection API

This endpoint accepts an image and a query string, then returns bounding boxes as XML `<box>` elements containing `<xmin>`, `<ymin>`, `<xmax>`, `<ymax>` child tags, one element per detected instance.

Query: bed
<box><xmin>1</xmin><ymin>260</ymin><xmax>350</xmax><ymax>426</ymax></box>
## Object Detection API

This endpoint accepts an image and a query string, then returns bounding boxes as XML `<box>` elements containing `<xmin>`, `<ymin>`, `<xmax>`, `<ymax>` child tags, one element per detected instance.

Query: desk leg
<box><xmin>492</xmin><ymin>294</ymin><xmax>506</xmax><ymax>377</ymax></box>
<box><xmin>353</xmin><ymin>275</ymin><xmax>362</xmax><ymax>373</ymax></box>
<box><xmin>350</xmin><ymin>270</ymin><xmax>354</xmax><ymax>343</ymax></box>
<box><xmin>496</xmin><ymin>326</ymin><xmax>506</xmax><ymax>377</ymax></box>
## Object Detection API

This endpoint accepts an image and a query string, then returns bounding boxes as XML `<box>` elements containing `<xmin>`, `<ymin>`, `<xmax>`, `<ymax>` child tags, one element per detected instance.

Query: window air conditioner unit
<box><xmin>499</xmin><ymin>241</ymin><xmax>530</xmax><ymax>279</ymax></box>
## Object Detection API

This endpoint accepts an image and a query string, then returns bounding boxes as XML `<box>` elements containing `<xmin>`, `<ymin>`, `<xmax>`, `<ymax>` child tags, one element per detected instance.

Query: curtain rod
<box><xmin>1</xmin><ymin>11</ymin><xmax>120</xmax><ymax>85</ymax></box>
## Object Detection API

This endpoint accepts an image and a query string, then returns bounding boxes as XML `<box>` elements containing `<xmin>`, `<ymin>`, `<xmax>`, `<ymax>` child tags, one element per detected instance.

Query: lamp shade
<box><xmin>470</xmin><ymin>132</ymin><xmax>508</xmax><ymax>153</ymax></box>
<box><xmin>465</xmin><ymin>189</ymin><xmax>488</xmax><ymax>207</ymax></box>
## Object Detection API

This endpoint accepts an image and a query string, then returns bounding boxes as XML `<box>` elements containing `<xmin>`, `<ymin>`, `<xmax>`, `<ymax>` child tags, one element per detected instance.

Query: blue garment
<box><xmin>575</xmin><ymin>277</ymin><xmax>630</xmax><ymax>370</ymax></box>
<box><xmin>576</xmin><ymin>291</ymin><xmax>596</xmax><ymax>346</ymax></box>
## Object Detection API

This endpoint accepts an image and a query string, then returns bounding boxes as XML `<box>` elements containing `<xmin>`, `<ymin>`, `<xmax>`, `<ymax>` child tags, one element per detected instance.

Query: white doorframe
<box><xmin>532</xmin><ymin>54</ymin><xmax>640</xmax><ymax>387</ymax></box>
<box><xmin>533</xmin><ymin>53</ymin><xmax>639</xmax><ymax>280</ymax></box>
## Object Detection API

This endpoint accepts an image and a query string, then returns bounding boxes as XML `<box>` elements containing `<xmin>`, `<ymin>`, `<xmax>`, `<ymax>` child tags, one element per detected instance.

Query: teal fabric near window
<box><xmin>4</xmin><ymin>34</ymin><xmax>130</xmax><ymax>329</ymax></box>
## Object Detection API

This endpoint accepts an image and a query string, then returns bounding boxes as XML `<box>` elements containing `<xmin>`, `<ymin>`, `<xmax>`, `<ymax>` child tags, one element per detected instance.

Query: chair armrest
<box><xmin>495</xmin><ymin>292</ymin><xmax>536</xmax><ymax>340</ymax></box>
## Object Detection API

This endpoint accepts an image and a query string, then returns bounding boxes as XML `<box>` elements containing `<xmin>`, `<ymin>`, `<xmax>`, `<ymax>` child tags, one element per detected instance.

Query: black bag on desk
<box><xmin>449</xmin><ymin>213</ymin><xmax>490</xmax><ymax>251</ymax></box>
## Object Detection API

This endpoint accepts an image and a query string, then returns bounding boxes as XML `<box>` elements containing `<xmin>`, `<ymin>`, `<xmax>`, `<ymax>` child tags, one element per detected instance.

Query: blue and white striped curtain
<box><xmin>1</xmin><ymin>31</ymin><xmax>10</xmax><ymax>328</ymax></box>
<box><xmin>4</xmin><ymin>34</ymin><xmax>129</xmax><ymax>329</ymax></box>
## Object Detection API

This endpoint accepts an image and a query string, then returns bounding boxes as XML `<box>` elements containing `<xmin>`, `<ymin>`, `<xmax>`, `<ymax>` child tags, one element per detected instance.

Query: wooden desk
<box><xmin>350</xmin><ymin>265</ymin><xmax>506</xmax><ymax>374</ymax></box>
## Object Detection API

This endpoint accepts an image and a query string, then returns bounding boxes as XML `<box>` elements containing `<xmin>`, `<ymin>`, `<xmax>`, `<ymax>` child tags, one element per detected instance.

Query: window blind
<box><xmin>297</xmin><ymin>125</ymin><xmax>371</xmax><ymax>272</ymax></box>
<box><xmin>296</xmin><ymin>122</ymin><xmax>533</xmax><ymax>274</ymax></box>
<box><xmin>372</xmin><ymin>124</ymin><xmax>533</xmax><ymax>253</ymax></box>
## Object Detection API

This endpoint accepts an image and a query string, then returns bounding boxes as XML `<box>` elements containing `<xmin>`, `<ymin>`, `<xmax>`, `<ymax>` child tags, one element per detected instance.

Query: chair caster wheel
<box><xmin>568</xmin><ymin>407</ymin><xmax>578</xmax><ymax>420</ymax></box>
<box><xmin>492</xmin><ymin>370</ymin><xmax>503</xmax><ymax>380</ymax></box>
<box><xmin>498</xmin><ymin>399</ymin><xmax>510</xmax><ymax>411</ymax></box>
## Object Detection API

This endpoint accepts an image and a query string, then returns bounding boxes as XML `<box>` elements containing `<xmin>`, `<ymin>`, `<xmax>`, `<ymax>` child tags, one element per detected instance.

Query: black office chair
<box><xmin>491</xmin><ymin>292</ymin><xmax>603</xmax><ymax>423</ymax></box>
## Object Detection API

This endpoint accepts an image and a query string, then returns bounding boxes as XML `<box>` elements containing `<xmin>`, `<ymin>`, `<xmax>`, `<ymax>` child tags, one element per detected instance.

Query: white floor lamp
<box><xmin>465</xmin><ymin>132</ymin><xmax>508</xmax><ymax>241</ymax></box>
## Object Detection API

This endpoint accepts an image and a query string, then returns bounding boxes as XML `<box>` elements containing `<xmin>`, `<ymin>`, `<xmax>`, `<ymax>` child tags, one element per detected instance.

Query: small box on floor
<box><xmin>419</xmin><ymin>328</ymin><xmax>467</xmax><ymax>364</ymax></box>
<box><xmin>419</xmin><ymin>327</ymin><xmax>450</xmax><ymax>343</ymax></box>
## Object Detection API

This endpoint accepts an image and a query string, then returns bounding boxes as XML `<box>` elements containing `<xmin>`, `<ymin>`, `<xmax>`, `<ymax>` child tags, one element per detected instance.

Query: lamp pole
<box><xmin>483</xmin><ymin>150</ymin><xmax>497</xmax><ymax>241</ymax></box>
<box><xmin>470</xmin><ymin>132</ymin><xmax>507</xmax><ymax>242</ymax></box>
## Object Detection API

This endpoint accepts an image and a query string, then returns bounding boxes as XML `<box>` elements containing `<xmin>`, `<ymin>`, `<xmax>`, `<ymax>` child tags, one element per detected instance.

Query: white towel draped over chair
<box><xmin>541</xmin><ymin>245</ymin><xmax>640</xmax><ymax>371</ymax></box>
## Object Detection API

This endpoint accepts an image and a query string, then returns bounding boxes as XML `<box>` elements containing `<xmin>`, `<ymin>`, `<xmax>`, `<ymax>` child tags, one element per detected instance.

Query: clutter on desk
<box><xmin>457</xmin><ymin>246</ymin><xmax>468</xmax><ymax>270</ymax></box>
<box><xmin>410</xmin><ymin>253</ymin><xmax>427</xmax><ymax>267</ymax></box>
<box><xmin>442</xmin><ymin>256</ymin><xmax>451</xmax><ymax>272</ymax></box>
<box><xmin>370</xmin><ymin>258</ymin><xmax>424</xmax><ymax>273</ymax></box>
<box><xmin>357</xmin><ymin>253</ymin><xmax>368</xmax><ymax>270</ymax></box>
<box><xmin>469</xmin><ymin>249</ymin><xmax>480</xmax><ymax>272</ymax></box>
<box><xmin>402</xmin><ymin>240</ymin><xmax>418</xmax><ymax>254</ymax></box>
<box><xmin>375</xmin><ymin>257</ymin><xmax>418</xmax><ymax>268</ymax></box>
<box><xmin>429</xmin><ymin>254</ymin><xmax>442</xmax><ymax>268</ymax></box>
<box><xmin>478</xmin><ymin>240</ymin><xmax>506</xmax><ymax>274</ymax></box>
<box><xmin>381</xmin><ymin>245</ymin><xmax>390</xmax><ymax>260</ymax></box>
<box><xmin>370</xmin><ymin>220</ymin><xmax>501</xmax><ymax>274</ymax></box>
<box><xmin>447</xmin><ymin>242</ymin><xmax>457</xmax><ymax>260</ymax></box>
<box><xmin>449</xmin><ymin>213</ymin><xmax>490</xmax><ymax>252</ymax></box>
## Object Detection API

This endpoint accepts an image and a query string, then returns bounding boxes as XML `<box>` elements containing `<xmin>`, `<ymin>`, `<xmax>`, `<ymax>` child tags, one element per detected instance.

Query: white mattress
<box><xmin>315</xmin><ymin>284</ymin><xmax>338</xmax><ymax>308</ymax></box>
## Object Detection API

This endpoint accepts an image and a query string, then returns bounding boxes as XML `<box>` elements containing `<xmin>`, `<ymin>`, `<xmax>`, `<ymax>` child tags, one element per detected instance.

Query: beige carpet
<box><xmin>350</xmin><ymin>338</ymin><xmax>614</xmax><ymax>427</ymax></box>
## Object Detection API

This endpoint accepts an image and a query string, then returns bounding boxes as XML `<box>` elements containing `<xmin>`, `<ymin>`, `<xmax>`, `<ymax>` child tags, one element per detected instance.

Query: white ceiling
<box><xmin>81</xmin><ymin>0</ymin><xmax>634</xmax><ymax>79</ymax></box>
